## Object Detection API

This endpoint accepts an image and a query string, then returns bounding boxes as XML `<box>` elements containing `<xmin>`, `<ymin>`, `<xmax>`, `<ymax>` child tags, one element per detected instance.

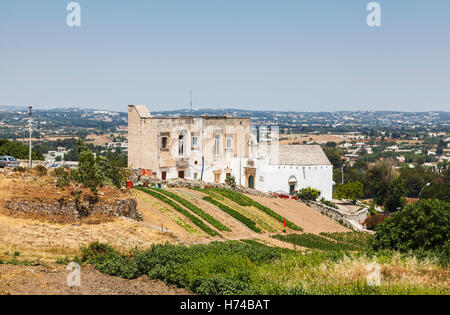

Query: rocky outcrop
<box><xmin>5</xmin><ymin>198</ymin><xmax>143</xmax><ymax>221</ymax></box>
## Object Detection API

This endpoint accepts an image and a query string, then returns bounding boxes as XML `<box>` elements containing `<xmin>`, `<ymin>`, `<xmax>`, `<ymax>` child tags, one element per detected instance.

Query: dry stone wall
<box><xmin>130</xmin><ymin>170</ymin><xmax>273</xmax><ymax>198</ymax></box>
<box><xmin>5</xmin><ymin>198</ymin><xmax>143</xmax><ymax>221</ymax></box>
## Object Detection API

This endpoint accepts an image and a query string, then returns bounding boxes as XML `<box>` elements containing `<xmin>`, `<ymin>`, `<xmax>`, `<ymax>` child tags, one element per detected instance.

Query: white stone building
<box><xmin>128</xmin><ymin>105</ymin><xmax>333</xmax><ymax>200</ymax></box>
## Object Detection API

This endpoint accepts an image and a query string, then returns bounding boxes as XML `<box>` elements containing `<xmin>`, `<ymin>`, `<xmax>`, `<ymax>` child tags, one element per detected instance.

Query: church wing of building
<box><xmin>128</xmin><ymin>105</ymin><xmax>333</xmax><ymax>200</ymax></box>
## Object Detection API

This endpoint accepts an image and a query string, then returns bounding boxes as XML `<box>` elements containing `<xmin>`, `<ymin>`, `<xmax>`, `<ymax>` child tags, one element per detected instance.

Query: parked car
<box><xmin>0</xmin><ymin>156</ymin><xmax>19</xmax><ymax>168</ymax></box>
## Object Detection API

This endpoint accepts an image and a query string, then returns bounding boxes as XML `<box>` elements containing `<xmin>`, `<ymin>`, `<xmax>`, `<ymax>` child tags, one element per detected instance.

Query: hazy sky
<box><xmin>0</xmin><ymin>0</ymin><xmax>449</xmax><ymax>112</ymax></box>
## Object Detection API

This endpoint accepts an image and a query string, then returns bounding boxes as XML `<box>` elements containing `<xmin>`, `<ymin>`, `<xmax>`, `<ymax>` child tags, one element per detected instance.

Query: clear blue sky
<box><xmin>0</xmin><ymin>0</ymin><xmax>449</xmax><ymax>112</ymax></box>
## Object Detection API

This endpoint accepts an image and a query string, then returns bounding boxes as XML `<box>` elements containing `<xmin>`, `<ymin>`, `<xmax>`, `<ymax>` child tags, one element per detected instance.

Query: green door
<box><xmin>289</xmin><ymin>184</ymin><xmax>296</xmax><ymax>195</ymax></box>
<box><xmin>248</xmin><ymin>175</ymin><xmax>255</xmax><ymax>189</ymax></box>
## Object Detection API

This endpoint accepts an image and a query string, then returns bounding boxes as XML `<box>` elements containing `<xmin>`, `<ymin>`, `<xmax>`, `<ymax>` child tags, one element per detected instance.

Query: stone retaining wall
<box><xmin>130</xmin><ymin>171</ymin><xmax>273</xmax><ymax>198</ymax></box>
<box><xmin>5</xmin><ymin>198</ymin><xmax>143</xmax><ymax>221</ymax></box>
<box><xmin>307</xmin><ymin>201</ymin><xmax>369</xmax><ymax>224</ymax></box>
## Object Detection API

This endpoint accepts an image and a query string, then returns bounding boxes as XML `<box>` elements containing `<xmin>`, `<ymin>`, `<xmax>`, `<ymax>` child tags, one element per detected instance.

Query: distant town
<box><xmin>0</xmin><ymin>106</ymin><xmax>448</xmax><ymax>171</ymax></box>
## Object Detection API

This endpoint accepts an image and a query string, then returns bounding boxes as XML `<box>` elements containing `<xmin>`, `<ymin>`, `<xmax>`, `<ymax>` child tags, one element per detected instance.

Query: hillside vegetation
<box><xmin>77</xmin><ymin>239</ymin><xmax>449</xmax><ymax>295</ymax></box>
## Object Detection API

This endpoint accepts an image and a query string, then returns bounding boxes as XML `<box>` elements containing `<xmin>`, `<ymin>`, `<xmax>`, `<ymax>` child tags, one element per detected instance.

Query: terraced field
<box><xmin>133</xmin><ymin>186</ymin><xmax>348</xmax><ymax>246</ymax></box>
<box><xmin>271</xmin><ymin>232</ymin><xmax>371</xmax><ymax>251</ymax></box>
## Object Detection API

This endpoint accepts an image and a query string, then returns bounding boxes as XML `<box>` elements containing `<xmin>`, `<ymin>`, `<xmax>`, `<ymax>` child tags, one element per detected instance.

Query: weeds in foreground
<box><xmin>77</xmin><ymin>241</ymin><xmax>449</xmax><ymax>295</ymax></box>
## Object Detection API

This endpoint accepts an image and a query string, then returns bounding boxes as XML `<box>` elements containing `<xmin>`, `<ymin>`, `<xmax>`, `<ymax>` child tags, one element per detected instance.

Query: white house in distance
<box><xmin>128</xmin><ymin>105</ymin><xmax>333</xmax><ymax>200</ymax></box>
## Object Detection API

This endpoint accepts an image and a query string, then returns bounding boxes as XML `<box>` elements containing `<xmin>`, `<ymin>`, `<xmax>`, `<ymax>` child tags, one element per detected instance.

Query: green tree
<box><xmin>0</xmin><ymin>140</ymin><xmax>44</xmax><ymax>160</ymax></box>
<box><xmin>399</xmin><ymin>167</ymin><xmax>436</xmax><ymax>198</ymax></box>
<box><xmin>324</xmin><ymin>148</ymin><xmax>344</xmax><ymax>169</ymax></box>
<box><xmin>372</xmin><ymin>199</ymin><xmax>450</xmax><ymax>252</ymax></box>
<box><xmin>78</xmin><ymin>149</ymin><xmax>103</xmax><ymax>194</ymax></box>
<box><xmin>363</xmin><ymin>160</ymin><xmax>398</xmax><ymax>206</ymax></box>
<box><xmin>335</xmin><ymin>181</ymin><xmax>364</xmax><ymax>204</ymax></box>
<box><xmin>384</xmin><ymin>177</ymin><xmax>407</xmax><ymax>212</ymax></box>
<box><xmin>421</xmin><ymin>184</ymin><xmax>450</xmax><ymax>202</ymax></box>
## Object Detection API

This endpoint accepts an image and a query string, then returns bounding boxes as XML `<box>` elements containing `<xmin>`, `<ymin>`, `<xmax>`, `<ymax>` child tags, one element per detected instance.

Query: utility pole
<box><xmin>28</xmin><ymin>106</ymin><xmax>33</xmax><ymax>168</ymax></box>
<box><xmin>341</xmin><ymin>164</ymin><xmax>344</xmax><ymax>185</ymax></box>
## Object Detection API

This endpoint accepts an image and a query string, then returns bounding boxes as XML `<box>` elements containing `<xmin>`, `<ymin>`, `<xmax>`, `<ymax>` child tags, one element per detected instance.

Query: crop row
<box><xmin>136</xmin><ymin>187</ymin><xmax>220</xmax><ymax>237</ymax></box>
<box><xmin>319</xmin><ymin>232</ymin><xmax>372</xmax><ymax>249</ymax></box>
<box><xmin>202</xmin><ymin>196</ymin><xmax>261</xmax><ymax>233</ymax></box>
<box><xmin>150</xmin><ymin>188</ymin><xmax>231</xmax><ymax>232</ymax></box>
<box><xmin>210</xmin><ymin>188</ymin><xmax>303</xmax><ymax>231</ymax></box>
<box><xmin>271</xmin><ymin>233</ymin><xmax>360</xmax><ymax>251</ymax></box>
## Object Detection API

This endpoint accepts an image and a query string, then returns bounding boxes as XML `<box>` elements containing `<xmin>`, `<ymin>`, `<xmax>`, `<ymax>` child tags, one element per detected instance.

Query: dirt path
<box><xmin>247</xmin><ymin>195</ymin><xmax>350</xmax><ymax>234</ymax></box>
<box><xmin>0</xmin><ymin>264</ymin><xmax>189</xmax><ymax>295</ymax></box>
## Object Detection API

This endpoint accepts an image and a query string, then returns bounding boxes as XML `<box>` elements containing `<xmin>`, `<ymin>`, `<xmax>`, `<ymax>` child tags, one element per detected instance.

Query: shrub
<box><xmin>225</xmin><ymin>175</ymin><xmax>236</xmax><ymax>188</ymax></box>
<box><xmin>202</xmin><ymin>196</ymin><xmax>261</xmax><ymax>233</ymax></box>
<box><xmin>33</xmin><ymin>165</ymin><xmax>47</xmax><ymax>176</ymax></box>
<box><xmin>320</xmin><ymin>198</ymin><xmax>338</xmax><ymax>209</ymax></box>
<box><xmin>372</xmin><ymin>199</ymin><xmax>450</xmax><ymax>252</ymax></box>
<box><xmin>13</xmin><ymin>166</ymin><xmax>27</xmax><ymax>173</ymax></box>
<box><xmin>54</xmin><ymin>140</ymin><xmax>129</xmax><ymax>195</ymax></box>
<box><xmin>363</xmin><ymin>214</ymin><xmax>389</xmax><ymax>230</ymax></box>
<box><xmin>296</xmin><ymin>187</ymin><xmax>321</xmax><ymax>202</ymax></box>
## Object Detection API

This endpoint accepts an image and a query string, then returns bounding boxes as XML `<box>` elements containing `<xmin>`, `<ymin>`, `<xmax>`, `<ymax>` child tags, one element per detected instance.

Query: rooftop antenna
<box><xmin>189</xmin><ymin>89</ymin><xmax>193</xmax><ymax>114</ymax></box>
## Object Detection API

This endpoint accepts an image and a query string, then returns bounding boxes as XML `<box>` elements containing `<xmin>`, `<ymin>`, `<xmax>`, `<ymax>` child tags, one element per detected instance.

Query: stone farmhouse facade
<box><xmin>128</xmin><ymin>105</ymin><xmax>333</xmax><ymax>200</ymax></box>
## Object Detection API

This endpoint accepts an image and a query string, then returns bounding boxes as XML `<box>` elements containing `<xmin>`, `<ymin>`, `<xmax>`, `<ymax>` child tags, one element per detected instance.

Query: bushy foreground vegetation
<box><xmin>205</xmin><ymin>188</ymin><xmax>302</xmax><ymax>231</ymax></box>
<box><xmin>136</xmin><ymin>187</ymin><xmax>220</xmax><ymax>237</ymax></box>
<box><xmin>78</xmin><ymin>240</ymin><xmax>449</xmax><ymax>295</ymax></box>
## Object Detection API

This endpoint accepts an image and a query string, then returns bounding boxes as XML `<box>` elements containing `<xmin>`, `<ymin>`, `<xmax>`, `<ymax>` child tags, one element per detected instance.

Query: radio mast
<box><xmin>189</xmin><ymin>89</ymin><xmax>193</xmax><ymax>114</ymax></box>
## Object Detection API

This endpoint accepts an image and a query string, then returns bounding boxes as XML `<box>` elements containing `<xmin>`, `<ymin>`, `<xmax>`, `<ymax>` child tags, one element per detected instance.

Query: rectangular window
<box><xmin>161</xmin><ymin>171</ymin><xmax>167</xmax><ymax>181</ymax></box>
<box><xmin>192</xmin><ymin>136</ymin><xmax>198</xmax><ymax>148</ymax></box>
<box><xmin>214</xmin><ymin>135</ymin><xmax>220</xmax><ymax>155</ymax></box>
<box><xmin>193</xmin><ymin>173</ymin><xmax>198</xmax><ymax>180</ymax></box>
<box><xmin>226</xmin><ymin>137</ymin><xmax>232</xmax><ymax>149</ymax></box>
<box><xmin>178</xmin><ymin>171</ymin><xmax>185</xmax><ymax>179</ymax></box>
<box><xmin>179</xmin><ymin>135</ymin><xmax>184</xmax><ymax>156</ymax></box>
<box><xmin>161</xmin><ymin>137</ymin><xmax>168</xmax><ymax>149</ymax></box>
